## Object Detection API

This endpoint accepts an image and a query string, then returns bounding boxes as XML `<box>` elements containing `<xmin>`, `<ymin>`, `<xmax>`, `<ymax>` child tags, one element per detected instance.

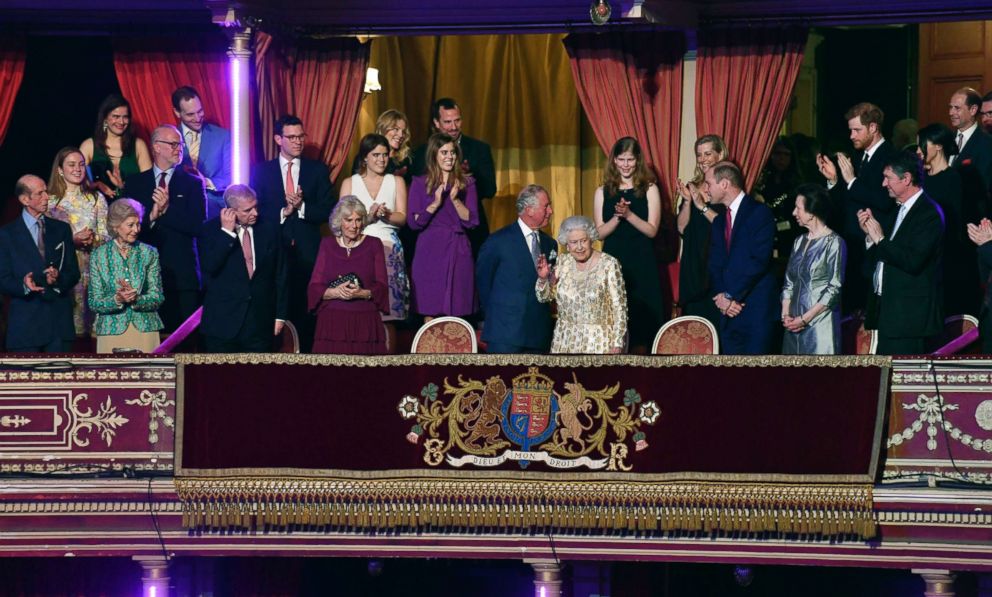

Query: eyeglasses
<box><xmin>281</xmin><ymin>134</ymin><xmax>307</xmax><ymax>142</ymax></box>
<box><xmin>155</xmin><ymin>140</ymin><xmax>182</xmax><ymax>150</ymax></box>
<box><xmin>982</xmin><ymin>111</ymin><xmax>992</xmax><ymax>118</ymax></box>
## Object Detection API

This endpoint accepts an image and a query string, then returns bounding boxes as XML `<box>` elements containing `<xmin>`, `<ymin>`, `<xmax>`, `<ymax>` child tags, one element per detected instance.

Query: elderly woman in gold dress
<box><xmin>536</xmin><ymin>215</ymin><xmax>627</xmax><ymax>354</ymax></box>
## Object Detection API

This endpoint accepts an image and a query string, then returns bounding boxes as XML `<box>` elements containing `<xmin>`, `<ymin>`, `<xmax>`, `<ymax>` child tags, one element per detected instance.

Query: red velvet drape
<box><xmin>563</xmin><ymin>31</ymin><xmax>686</xmax><ymax>317</ymax></box>
<box><xmin>112</xmin><ymin>35</ymin><xmax>232</xmax><ymax>141</ymax></box>
<box><xmin>254</xmin><ymin>32</ymin><xmax>370</xmax><ymax>182</ymax></box>
<box><xmin>695</xmin><ymin>27</ymin><xmax>807</xmax><ymax>191</ymax></box>
<box><xmin>0</xmin><ymin>38</ymin><xmax>26</xmax><ymax>148</ymax></box>
<box><xmin>563</xmin><ymin>31</ymin><xmax>685</xmax><ymax>215</ymax></box>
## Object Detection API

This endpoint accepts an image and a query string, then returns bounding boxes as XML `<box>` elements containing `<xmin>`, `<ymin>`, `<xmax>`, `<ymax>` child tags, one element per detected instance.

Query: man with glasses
<box><xmin>251</xmin><ymin>115</ymin><xmax>333</xmax><ymax>353</ymax></box>
<box><xmin>980</xmin><ymin>91</ymin><xmax>992</xmax><ymax>135</ymax></box>
<box><xmin>125</xmin><ymin>124</ymin><xmax>206</xmax><ymax>332</ymax></box>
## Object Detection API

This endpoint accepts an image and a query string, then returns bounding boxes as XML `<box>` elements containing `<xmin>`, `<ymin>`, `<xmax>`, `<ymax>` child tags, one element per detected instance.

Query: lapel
<box><xmin>887</xmin><ymin>193</ymin><xmax>925</xmax><ymax>238</ymax></box>
<box><xmin>728</xmin><ymin>195</ymin><xmax>753</xmax><ymax>251</ymax></box>
<box><xmin>14</xmin><ymin>215</ymin><xmax>44</xmax><ymax>269</ymax></box>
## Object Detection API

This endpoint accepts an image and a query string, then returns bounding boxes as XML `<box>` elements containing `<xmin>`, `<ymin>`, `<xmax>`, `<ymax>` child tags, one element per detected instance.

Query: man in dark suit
<box><xmin>859</xmin><ymin>152</ymin><xmax>944</xmax><ymax>356</ymax></box>
<box><xmin>412</xmin><ymin>98</ymin><xmax>496</xmax><ymax>258</ymax></box>
<box><xmin>125</xmin><ymin>124</ymin><xmax>206</xmax><ymax>333</ymax></box>
<box><xmin>251</xmin><ymin>115</ymin><xmax>333</xmax><ymax>353</ymax></box>
<box><xmin>706</xmin><ymin>161</ymin><xmax>779</xmax><ymax>355</ymax></box>
<box><xmin>980</xmin><ymin>91</ymin><xmax>992</xmax><ymax>135</ymax></box>
<box><xmin>949</xmin><ymin>87</ymin><xmax>992</xmax><ymax>222</ymax></box>
<box><xmin>200</xmin><ymin>184</ymin><xmax>288</xmax><ymax>352</ymax></box>
<box><xmin>173</xmin><ymin>86</ymin><xmax>231</xmax><ymax>219</ymax></box>
<box><xmin>476</xmin><ymin>184</ymin><xmax>555</xmax><ymax>353</ymax></box>
<box><xmin>0</xmin><ymin>175</ymin><xmax>80</xmax><ymax>352</ymax></box>
<box><xmin>816</xmin><ymin>102</ymin><xmax>897</xmax><ymax>314</ymax></box>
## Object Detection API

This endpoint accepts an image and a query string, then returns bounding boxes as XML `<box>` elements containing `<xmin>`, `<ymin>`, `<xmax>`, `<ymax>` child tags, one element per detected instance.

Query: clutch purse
<box><xmin>328</xmin><ymin>272</ymin><xmax>362</xmax><ymax>289</ymax></box>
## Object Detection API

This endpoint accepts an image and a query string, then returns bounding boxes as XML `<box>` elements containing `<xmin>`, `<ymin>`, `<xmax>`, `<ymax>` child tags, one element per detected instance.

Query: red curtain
<box><xmin>695</xmin><ymin>27</ymin><xmax>807</xmax><ymax>191</ymax></box>
<box><xmin>0</xmin><ymin>38</ymin><xmax>26</xmax><ymax>148</ymax></box>
<box><xmin>112</xmin><ymin>35</ymin><xmax>232</xmax><ymax>141</ymax></box>
<box><xmin>563</xmin><ymin>31</ymin><xmax>685</xmax><ymax>215</ymax></box>
<box><xmin>255</xmin><ymin>31</ymin><xmax>370</xmax><ymax>182</ymax></box>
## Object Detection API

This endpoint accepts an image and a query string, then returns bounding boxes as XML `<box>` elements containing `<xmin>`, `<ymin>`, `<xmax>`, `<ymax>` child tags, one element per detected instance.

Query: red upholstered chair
<box><xmin>928</xmin><ymin>314</ymin><xmax>980</xmax><ymax>354</ymax></box>
<box><xmin>840</xmin><ymin>312</ymin><xmax>877</xmax><ymax>355</ymax></box>
<box><xmin>411</xmin><ymin>316</ymin><xmax>478</xmax><ymax>353</ymax></box>
<box><xmin>272</xmin><ymin>320</ymin><xmax>301</xmax><ymax>353</ymax></box>
<box><xmin>651</xmin><ymin>316</ymin><xmax>719</xmax><ymax>355</ymax></box>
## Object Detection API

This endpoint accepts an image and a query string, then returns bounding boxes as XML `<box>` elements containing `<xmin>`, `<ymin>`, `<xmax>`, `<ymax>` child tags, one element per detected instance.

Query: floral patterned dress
<box><xmin>48</xmin><ymin>191</ymin><xmax>110</xmax><ymax>336</ymax></box>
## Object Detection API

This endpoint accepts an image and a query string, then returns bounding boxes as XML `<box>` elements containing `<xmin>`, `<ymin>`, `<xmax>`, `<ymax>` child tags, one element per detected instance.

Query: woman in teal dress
<box><xmin>88</xmin><ymin>198</ymin><xmax>164</xmax><ymax>353</ymax></box>
<box><xmin>593</xmin><ymin>137</ymin><xmax>664</xmax><ymax>352</ymax></box>
<box><xmin>80</xmin><ymin>94</ymin><xmax>152</xmax><ymax>199</ymax></box>
<box><xmin>47</xmin><ymin>146</ymin><xmax>110</xmax><ymax>338</ymax></box>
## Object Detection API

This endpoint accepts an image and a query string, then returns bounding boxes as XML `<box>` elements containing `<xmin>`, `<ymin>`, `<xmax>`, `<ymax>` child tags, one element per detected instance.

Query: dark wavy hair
<box><xmin>93</xmin><ymin>94</ymin><xmax>136</xmax><ymax>157</ymax></box>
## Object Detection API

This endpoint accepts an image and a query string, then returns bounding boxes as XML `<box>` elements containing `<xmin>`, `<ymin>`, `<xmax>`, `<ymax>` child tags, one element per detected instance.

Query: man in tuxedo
<box><xmin>949</xmin><ymin>87</ymin><xmax>992</xmax><ymax>222</ymax></box>
<box><xmin>172</xmin><ymin>86</ymin><xmax>231</xmax><ymax>219</ymax></box>
<box><xmin>0</xmin><ymin>175</ymin><xmax>80</xmax><ymax>352</ymax></box>
<box><xmin>859</xmin><ymin>152</ymin><xmax>944</xmax><ymax>356</ymax></box>
<box><xmin>706</xmin><ymin>161</ymin><xmax>779</xmax><ymax>355</ymax></box>
<box><xmin>980</xmin><ymin>91</ymin><xmax>992</xmax><ymax>135</ymax></box>
<box><xmin>125</xmin><ymin>124</ymin><xmax>206</xmax><ymax>332</ymax></box>
<box><xmin>816</xmin><ymin>102</ymin><xmax>897</xmax><ymax>314</ymax></box>
<box><xmin>200</xmin><ymin>184</ymin><xmax>288</xmax><ymax>352</ymax></box>
<box><xmin>250</xmin><ymin>115</ymin><xmax>333</xmax><ymax>353</ymax></box>
<box><xmin>413</xmin><ymin>98</ymin><xmax>496</xmax><ymax>258</ymax></box>
<box><xmin>476</xmin><ymin>184</ymin><xmax>555</xmax><ymax>353</ymax></box>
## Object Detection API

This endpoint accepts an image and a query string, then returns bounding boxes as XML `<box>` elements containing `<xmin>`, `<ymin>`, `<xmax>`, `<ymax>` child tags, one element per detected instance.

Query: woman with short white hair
<box><xmin>536</xmin><ymin>215</ymin><xmax>627</xmax><ymax>354</ymax></box>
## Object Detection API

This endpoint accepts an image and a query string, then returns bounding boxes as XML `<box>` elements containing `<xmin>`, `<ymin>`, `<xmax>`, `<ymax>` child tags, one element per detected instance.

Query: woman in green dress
<box><xmin>593</xmin><ymin>137</ymin><xmax>664</xmax><ymax>352</ymax></box>
<box><xmin>88</xmin><ymin>198</ymin><xmax>164</xmax><ymax>353</ymax></box>
<box><xmin>47</xmin><ymin>146</ymin><xmax>110</xmax><ymax>338</ymax></box>
<box><xmin>80</xmin><ymin>94</ymin><xmax>152</xmax><ymax>199</ymax></box>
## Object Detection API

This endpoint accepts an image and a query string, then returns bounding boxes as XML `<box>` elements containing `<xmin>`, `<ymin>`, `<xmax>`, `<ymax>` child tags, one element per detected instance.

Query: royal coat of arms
<box><xmin>397</xmin><ymin>367</ymin><xmax>660</xmax><ymax>470</ymax></box>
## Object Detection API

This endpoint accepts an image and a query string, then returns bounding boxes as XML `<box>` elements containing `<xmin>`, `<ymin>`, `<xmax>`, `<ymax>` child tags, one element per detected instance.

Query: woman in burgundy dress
<box><xmin>407</xmin><ymin>133</ymin><xmax>478</xmax><ymax>320</ymax></box>
<box><xmin>308</xmin><ymin>196</ymin><xmax>389</xmax><ymax>354</ymax></box>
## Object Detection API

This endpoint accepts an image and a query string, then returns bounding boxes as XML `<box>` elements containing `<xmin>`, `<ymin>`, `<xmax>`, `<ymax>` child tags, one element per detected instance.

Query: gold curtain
<box><xmin>352</xmin><ymin>34</ymin><xmax>605</xmax><ymax>236</ymax></box>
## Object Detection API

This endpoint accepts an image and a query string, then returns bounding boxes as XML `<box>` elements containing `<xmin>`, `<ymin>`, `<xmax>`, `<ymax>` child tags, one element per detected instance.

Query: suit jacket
<box><xmin>829</xmin><ymin>139</ymin><xmax>899</xmax><ymax>238</ymax></box>
<box><xmin>125</xmin><ymin>168</ymin><xmax>206</xmax><ymax>292</ymax></box>
<box><xmin>864</xmin><ymin>192</ymin><xmax>944</xmax><ymax>338</ymax></box>
<box><xmin>953</xmin><ymin>127</ymin><xmax>992</xmax><ymax>222</ymax></box>
<box><xmin>708</xmin><ymin>195</ymin><xmax>779</xmax><ymax>336</ymax></box>
<box><xmin>88</xmin><ymin>241</ymin><xmax>164</xmax><ymax>335</ymax></box>
<box><xmin>412</xmin><ymin>134</ymin><xmax>496</xmax><ymax>200</ymax></box>
<box><xmin>199</xmin><ymin>218</ymin><xmax>289</xmax><ymax>341</ymax></box>
<box><xmin>251</xmin><ymin>157</ymin><xmax>333</xmax><ymax>268</ymax></box>
<box><xmin>181</xmin><ymin>122</ymin><xmax>231</xmax><ymax>204</ymax></box>
<box><xmin>476</xmin><ymin>222</ymin><xmax>555</xmax><ymax>350</ymax></box>
<box><xmin>0</xmin><ymin>214</ymin><xmax>80</xmax><ymax>348</ymax></box>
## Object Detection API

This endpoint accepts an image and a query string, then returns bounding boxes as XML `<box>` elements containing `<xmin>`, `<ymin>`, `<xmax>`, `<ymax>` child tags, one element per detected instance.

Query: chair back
<box><xmin>272</xmin><ymin>320</ymin><xmax>300</xmax><ymax>353</ymax></box>
<box><xmin>651</xmin><ymin>316</ymin><xmax>719</xmax><ymax>355</ymax></box>
<box><xmin>927</xmin><ymin>314</ymin><xmax>980</xmax><ymax>354</ymax></box>
<box><xmin>411</xmin><ymin>317</ymin><xmax>478</xmax><ymax>353</ymax></box>
<box><xmin>840</xmin><ymin>312</ymin><xmax>877</xmax><ymax>355</ymax></box>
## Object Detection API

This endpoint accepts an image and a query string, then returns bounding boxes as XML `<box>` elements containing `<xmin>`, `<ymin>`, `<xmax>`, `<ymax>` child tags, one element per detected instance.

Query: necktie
<box><xmin>241</xmin><ymin>227</ymin><xmax>254</xmax><ymax>278</ymax></box>
<box><xmin>873</xmin><ymin>203</ymin><xmax>909</xmax><ymax>294</ymax></box>
<box><xmin>158</xmin><ymin>172</ymin><xmax>167</xmax><ymax>188</ymax></box>
<box><xmin>285</xmin><ymin>160</ymin><xmax>295</xmax><ymax>196</ymax></box>
<box><xmin>724</xmin><ymin>209</ymin><xmax>733</xmax><ymax>251</ymax></box>
<box><xmin>36</xmin><ymin>218</ymin><xmax>45</xmax><ymax>259</ymax></box>
<box><xmin>860</xmin><ymin>152</ymin><xmax>869</xmax><ymax>174</ymax></box>
<box><xmin>957</xmin><ymin>132</ymin><xmax>964</xmax><ymax>153</ymax></box>
<box><xmin>530</xmin><ymin>231</ymin><xmax>541</xmax><ymax>268</ymax></box>
<box><xmin>186</xmin><ymin>130</ymin><xmax>200</xmax><ymax>165</ymax></box>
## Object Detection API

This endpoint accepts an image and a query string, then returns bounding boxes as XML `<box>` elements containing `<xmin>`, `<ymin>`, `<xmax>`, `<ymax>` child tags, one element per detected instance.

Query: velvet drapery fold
<box><xmin>695</xmin><ymin>27</ymin><xmax>808</xmax><ymax>191</ymax></box>
<box><xmin>254</xmin><ymin>32</ymin><xmax>369</xmax><ymax>183</ymax></box>
<box><xmin>112</xmin><ymin>35</ymin><xmax>232</xmax><ymax>141</ymax></box>
<box><xmin>0</xmin><ymin>38</ymin><xmax>26</xmax><ymax>149</ymax></box>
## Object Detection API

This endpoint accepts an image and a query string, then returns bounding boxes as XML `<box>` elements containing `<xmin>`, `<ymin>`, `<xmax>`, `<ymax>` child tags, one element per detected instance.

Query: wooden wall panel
<box><xmin>918</xmin><ymin>21</ymin><xmax>992</xmax><ymax>127</ymax></box>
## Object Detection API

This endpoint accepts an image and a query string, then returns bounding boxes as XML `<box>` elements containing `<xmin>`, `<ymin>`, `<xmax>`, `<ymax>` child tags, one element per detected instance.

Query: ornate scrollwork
<box><xmin>125</xmin><ymin>390</ymin><xmax>175</xmax><ymax>444</ymax></box>
<box><xmin>68</xmin><ymin>394</ymin><xmax>129</xmax><ymax>447</ymax></box>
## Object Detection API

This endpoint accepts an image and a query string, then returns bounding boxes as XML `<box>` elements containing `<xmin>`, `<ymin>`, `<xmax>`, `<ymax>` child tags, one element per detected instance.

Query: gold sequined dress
<box><xmin>536</xmin><ymin>252</ymin><xmax>628</xmax><ymax>354</ymax></box>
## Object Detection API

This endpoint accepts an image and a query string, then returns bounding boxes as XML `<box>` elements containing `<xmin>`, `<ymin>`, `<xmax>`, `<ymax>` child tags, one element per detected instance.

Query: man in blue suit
<box><xmin>476</xmin><ymin>184</ymin><xmax>555</xmax><ymax>353</ymax></box>
<box><xmin>706</xmin><ymin>161</ymin><xmax>779</xmax><ymax>354</ymax></box>
<box><xmin>173</xmin><ymin>86</ymin><xmax>231</xmax><ymax>220</ymax></box>
<box><xmin>200</xmin><ymin>184</ymin><xmax>288</xmax><ymax>352</ymax></box>
<box><xmin>0</xmin><ymin>175</ymin><xmax>80</xmax><ymax>352</ymax></box>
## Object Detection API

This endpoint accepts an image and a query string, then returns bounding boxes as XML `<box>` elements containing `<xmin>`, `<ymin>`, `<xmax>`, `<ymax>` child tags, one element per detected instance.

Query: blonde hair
<box><xmin>691</xmin><ymin>134</ymin><xmax>729</xmax><ymax>187</ymax></box>
<box><xmin>107</xmin><ymin>198</ymin><xmax>144</xmax><ymax>239</ymax></box>
<box><xmin>329</xmin><ymin>196</ymin><xmax>368</xmax><ymax>237</ymax></box>
<box><xmin>375</xmin><ymin>109</ymin><xmax>411</xmax><ymax>163</ymax></box>
<box><xmin>48</xmin><ymin>146</ymin><xmax>96</xmax><ymax>204</ymax></box>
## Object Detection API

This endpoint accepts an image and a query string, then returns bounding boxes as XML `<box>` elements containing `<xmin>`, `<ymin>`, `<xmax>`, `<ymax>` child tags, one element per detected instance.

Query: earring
<box><xmin>102</xmin><ymin>122</ymin><xmax>108</xmax><ymax>132</ymax></box>
<box><xmin>59</xmin><ymin>170</ymin><xmax>65</xmax><ymax>180</ymax></box>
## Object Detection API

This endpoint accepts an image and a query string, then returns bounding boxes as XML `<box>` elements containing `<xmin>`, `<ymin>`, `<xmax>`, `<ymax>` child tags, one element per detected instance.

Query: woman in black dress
<box><xmin>917</xmin><ymin>123</ymin><xmax>976</xmax><ymax>315</ymax></box>
<box><xmin>593</xmin><ymin>137</ymin><xmax>663</xmax><ymax>352</ymax></box>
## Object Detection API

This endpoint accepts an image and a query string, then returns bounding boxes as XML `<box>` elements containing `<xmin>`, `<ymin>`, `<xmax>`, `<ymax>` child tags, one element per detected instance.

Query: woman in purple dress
<box><xmin>407</xmin><ymin>133</ymin><xmax>479</xmax><ymax>320</ymax></box>
<box><xmin>308</xmin><ymin>196</ymin><xmax>389</xmax><ymax>354</ymax></box>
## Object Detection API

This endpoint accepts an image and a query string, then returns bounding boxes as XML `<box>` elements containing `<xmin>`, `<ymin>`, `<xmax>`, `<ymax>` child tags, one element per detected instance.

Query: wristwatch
<box><xmin>700</xmin><ymin>205</ymin><xmax>711</xmax><ymax>214</ymax></box>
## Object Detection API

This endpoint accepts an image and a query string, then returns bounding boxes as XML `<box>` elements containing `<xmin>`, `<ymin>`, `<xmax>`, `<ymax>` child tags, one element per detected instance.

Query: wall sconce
<box><xmin>364</xmin><ymin>67</ymin><xmax>382</xmax><ymax>95</ymax></box>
